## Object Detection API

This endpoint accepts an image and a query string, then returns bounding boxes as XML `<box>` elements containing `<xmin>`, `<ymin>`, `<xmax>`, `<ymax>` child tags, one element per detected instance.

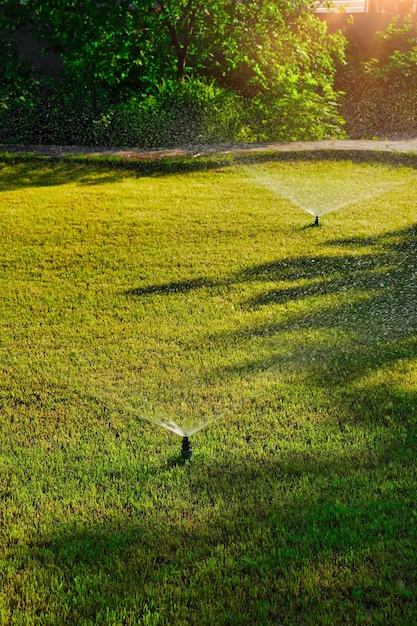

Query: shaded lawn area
<box><xmin>0</xmin><ymin>154</ymin><xmax>416</xmax><ymax>625</ymax></box>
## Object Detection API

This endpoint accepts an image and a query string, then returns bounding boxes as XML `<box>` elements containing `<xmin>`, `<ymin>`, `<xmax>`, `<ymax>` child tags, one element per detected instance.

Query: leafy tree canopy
<box><xmin>0</xmin><ymin>0</ymin><xmax>346</xmax><ymax>144</ymax></box>
<box><xmin>2</xmin><ymin>0</ymin><xmax>344</xmax><ymax>96</ymax></box>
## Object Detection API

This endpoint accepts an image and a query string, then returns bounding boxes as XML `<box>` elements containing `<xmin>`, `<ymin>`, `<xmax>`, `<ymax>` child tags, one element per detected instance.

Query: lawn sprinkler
<box><xmin>314</xmin><ymin>215</ymin><xmax>320</xmax><ymax>227</ymax></box>
<box><xmin>181</xmin><ymin>436</ymin><xmax>192</xmax><ymax>460</ymax></box>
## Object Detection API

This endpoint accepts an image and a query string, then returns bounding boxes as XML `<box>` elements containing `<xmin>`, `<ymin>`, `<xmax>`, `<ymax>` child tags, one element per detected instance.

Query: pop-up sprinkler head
<box><xmin>314</xmin><ymin>215</ymin><xmax>320</xmax><ymax>227</ymax></box>
<box><xmin>181</xmin><ymin>436</ymin><xmax>192</xmax><ymax>460</ymax></box>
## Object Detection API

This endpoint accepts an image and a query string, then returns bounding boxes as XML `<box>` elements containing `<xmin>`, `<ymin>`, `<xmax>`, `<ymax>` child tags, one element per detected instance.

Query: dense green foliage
<box><xmin>338</xmin><ymin>16</ymin><xmax>417</xmax><ymax>138</ymax></box>
<box><xmin>0</xmin><ymin>153</ymin><xmax>417</xmax><ymax>623</ymax></box>
<box><xmin>2</xmin><ymin>2</ymin><xmax>417</xmax><ymax>143</ymax></box>
<box><xmin>109</xmin><ymin>79</ymin><xmax>246</xmax><ymax>147</ymax></box>
<box><xmin>0</xmin><ymin>0</ymin><xmax>345</xmax><ymax>145</ymax></box>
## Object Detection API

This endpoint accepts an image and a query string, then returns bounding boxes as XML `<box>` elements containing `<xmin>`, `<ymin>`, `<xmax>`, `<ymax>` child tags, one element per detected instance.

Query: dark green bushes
<box><xmin>0</xmin><ymin>80</ymin><xmax>111</xmax><ymax>145</ymax></box>
<box><xmin>3</xmin><ymin>3</ymin><xmax>417</xmax><ymax>145</ymax></box>
<box><xmin>0</xmin><ymin>1</ymin><xmax>347</xmax><ymax>146</ymax></box>
<box><xmin>339</xmin><ymin>16</ymin><xmax>417</xmax><ymax>139</ymax></box>
<box><xmin>108</xmin><ymin>79</ymin><xmax>246</xmax><ymax>147</ymax></box>
<box><xmin>243</xmin><ymin>81</ymin><xmax>345</xmax><ymax>142</ymax></box>
<box><xmin>108</xmin><ymin>75</ymin><xmax>345</xmax><ymax>147</ymax></box>
<box><xmin>0</xmin><ymin>75</ymin><xmax>345</xmax><ymax>147</ymax></box>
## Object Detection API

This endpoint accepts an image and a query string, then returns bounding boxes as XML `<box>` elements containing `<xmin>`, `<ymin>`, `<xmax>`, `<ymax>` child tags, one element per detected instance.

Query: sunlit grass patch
<box><xmin>0</xmin><ymin>155</ymin><xmax>416</xmax><ymax>625</ymax></box>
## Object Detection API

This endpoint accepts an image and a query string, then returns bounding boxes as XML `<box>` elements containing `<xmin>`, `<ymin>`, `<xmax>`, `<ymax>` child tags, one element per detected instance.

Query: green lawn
<box><xmin>1</xmin><ymin>153</ymin><xmax>416</xmax><ymax>625</ymax></box>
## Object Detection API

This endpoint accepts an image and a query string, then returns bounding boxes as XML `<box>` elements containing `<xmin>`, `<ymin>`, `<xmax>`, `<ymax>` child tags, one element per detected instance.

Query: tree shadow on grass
<box><xmin>124</xmin><ymin>223</ymin><xmax>416</xmax><ymax>436</ymax></box>
<box><xmin>218</xmin><ymin>224</ymin><xmax>417</xmax><ymax>388</ymax></box>
<box><xmin>127</xmin><ymin>225</ymin><xmax>417</xmax><ymax>395</ymax></box>
<box><xmin>125</xmin><ymin>277</ymin><xmax>215</xmax><ymax>297</ymax></box>
<box><xmin>239</xmin><ymin>226</ymin><xmax>415</xmax><ymax>306</ymax></box>
<box><xmin>2</xmin><ymin>148</ymin><xmax>417</xmax><ymax>192</ymax></box>
<box><xmin>0</xmin><ymin>154</ymin><xmax>232</xmax><ymax>191</ymax></box>
<box><xmin>0</xmin><ymin>160</ymin><xmax>130</xmax><ymax>191</ymax></box>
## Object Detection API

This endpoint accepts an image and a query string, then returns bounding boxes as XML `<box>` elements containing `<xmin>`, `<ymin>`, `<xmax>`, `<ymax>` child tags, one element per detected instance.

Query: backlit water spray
<box><xmin>124</xmin><ymin>371</ymin><xmax>230</xmax><ymax>460</ymax></box>
<box><xmin>243</xmin><ymin>162</ymin><xmax>408</xmax><ymax>224</ymax></box>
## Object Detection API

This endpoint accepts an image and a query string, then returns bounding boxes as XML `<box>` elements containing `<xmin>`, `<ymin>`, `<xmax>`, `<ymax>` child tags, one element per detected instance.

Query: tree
<box><xmin>6</xmin><ymin>0</ymin><xmax>343</xmax><ymax>95</ymax></box>
<box><xmin>0</xmin><ymin>0</ymin><xmax>346</xmax><ymax>144</ymax></box>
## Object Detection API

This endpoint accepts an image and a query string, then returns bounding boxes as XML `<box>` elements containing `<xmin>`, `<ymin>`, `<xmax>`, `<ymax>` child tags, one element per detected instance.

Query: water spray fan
<box><xmin>127</xmin><ymin>365</ymin><xmax>232</xmax><ymax>460</ymax></box>
<box><xmin>244</xmin><ymin>163</ymin><xmax>406</xmax><ymax>227</ymax></box>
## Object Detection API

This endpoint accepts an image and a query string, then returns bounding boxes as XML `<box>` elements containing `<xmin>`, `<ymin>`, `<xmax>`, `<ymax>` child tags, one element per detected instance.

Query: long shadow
<box><xmin>127</xmin><ymin>226</ymin><xmax>416</xmax><ymax>355</ymax></box>
<box><xmin>215</xmin><ymin>224</ymin><xmax>417</xmax><ymax>388</ymax></box>
<box><xmin>126</xmin><ymin>226</ymin><xmax>417</xmax><ymax>383</ymax></box>
<box><xmin>2</xmin><ymin>148</ymin><xmax>417</xmax><ymax>192</ymax></box>
<box><xmin>0</xmin><ymin>160</ymin><xmax>127</xmax><ymax>191</ymax></box>
<box><xmin>0</xmin><ymin>152</ymin><xmax>235</xmax><ymax>191</ymax></box>
<box><xmin>125</xmin><ymin>277</ymin><xmax>215</xmax><ymax>297</ymax></box>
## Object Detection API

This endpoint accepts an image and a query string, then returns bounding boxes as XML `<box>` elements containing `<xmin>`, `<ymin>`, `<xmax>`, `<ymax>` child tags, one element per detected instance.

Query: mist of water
<box><xmin>243</xmin><ymin>163</ymin><xmax>408</xmax><ymax>217</ymax></box>
<box><xmin>122</xmin><ymin>364</ymin><xmax>233</xmax><ymax>440</ymax></box>
<box><xmin>130</xmin><ymin>395</ymin><xmax>215</xmax><ymax>438</ymax></box>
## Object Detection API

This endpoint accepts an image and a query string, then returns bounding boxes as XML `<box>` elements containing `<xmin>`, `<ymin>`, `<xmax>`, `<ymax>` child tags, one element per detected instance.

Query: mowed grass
<box><xmin>0</xmin><ymin>154</ymin><xmax>416</xmax><ymax>625</ymax></box>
